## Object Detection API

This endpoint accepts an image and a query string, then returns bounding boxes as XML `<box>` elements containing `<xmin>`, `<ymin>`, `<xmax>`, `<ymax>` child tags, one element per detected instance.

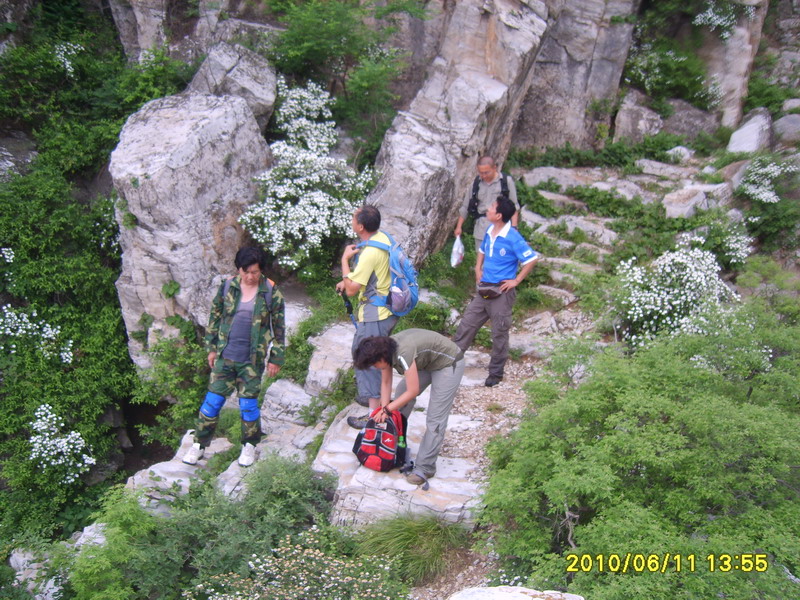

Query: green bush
<box><xmin>393</xmin><ymin>301</ymin><xmax>450</xmax><ymax>334</ymax></box>
<box><xmin>481</xmin><ymin>302</ymin><xmax>800</xmax><ymax>599</ymax></box>
<box><xmin>131</xmin><ymin>337</ymin><xmax>209</xmax><ymax>447</ymax></box>
<box><xmin>57</xmin><ymin>456</ymin><xmax>335</xmax><ymax>599</ymax></box>
<box><xmin>357</xmin><ymin>514</ymin><xmax>468</xmax><ymax>584</ymax></box>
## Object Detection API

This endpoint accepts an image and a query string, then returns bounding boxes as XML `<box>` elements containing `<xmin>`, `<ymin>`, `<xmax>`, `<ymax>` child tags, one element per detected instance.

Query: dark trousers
<box><xmin>453</xmin><ymin>289</ymin><xmax>515</xmax><ymax>378</ymax></box>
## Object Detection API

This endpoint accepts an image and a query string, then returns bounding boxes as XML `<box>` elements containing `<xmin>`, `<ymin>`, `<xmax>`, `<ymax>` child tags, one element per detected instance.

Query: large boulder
<box><xmin>187</xmin><ymin>42</ymin><xmax>278</xmax><ymax>132</ymax></box>
<box><xmin>774</xmin><ymin>113</ymin><xmax>800</xmax><ymax>146</ymax></box>
<box><xmin>727</xmin><ymin>107</ymin><xmax>774</xmax><ymax>153</ymax></box>
<box><xmin>369</xmin><ymin>0</ymin><xmax>548</xmax><ymax>263</ymax></box>
<box><xmin>662</xmin><ymin>98</ymin><xmax>720</xmax><ymax>141</ymax></box>
<box><xmin>109</xmin><ymin>93</ymin><xmax>270</xmax><ymax>368</ymax></box>
<box><xmin>513</xmin><ymin>0</ymin><xmax>640</xmax><ymax>151</ymax></box>
<box><xmin>612</xmin><ymin>88</ymin><xmax>662</xmax><ymax>144</ymax></box>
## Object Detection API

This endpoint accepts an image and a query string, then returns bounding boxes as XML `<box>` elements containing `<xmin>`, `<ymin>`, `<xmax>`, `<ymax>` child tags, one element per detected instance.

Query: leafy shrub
<box><xmin>186</xmin><ymin>526</ymin><xmax>407</xmax><ymax>600</ymax></box>
<box><xmin>737</xmin><ymin>156</ymin><xmax>800</xmax><ymax>250</ymax></box>
<box><xmin>131</xmin><ymin>336</ymin><xmax>209</xmax><ymax>447</ymax></box>
<box><xmin>517</xmin><ymin>184</ymin><xmax>560</xmax><ymax>218</ymax></box>
<box><xmin>357</xmin><ymin>515</ymin><xmax>468</xmax><ymax>584</ymax></box>
<box><xmin>624</xmin><ymin>41</ymin><xmax>718</xmax><ymax>111</ymax></box>
<box><xmin>567</xmin><ymin>186</ymin><xmax>641</xmax><ymax>219</ymax></box>
<box><xmin>58</xmin><ymin>456</ymin><xmax>335</xmax><ymax>599</ymax></box>
<box><xmin>481</xmin><ymin>304</ymin><xmax>800</xmax><ymax>599</ymax></box>
<box><xmin>393</xmin><ymin>301</ymin><xmax>450</xmax><ymax>334</ymax></box>
<box><xmin>744</xmin><ymin>71</ymin><xmax>797</xmax><ymax>116</ymax></box>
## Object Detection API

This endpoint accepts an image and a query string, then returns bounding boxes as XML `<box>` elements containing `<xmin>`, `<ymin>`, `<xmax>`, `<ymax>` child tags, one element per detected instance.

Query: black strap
<box><xmin>468</xmin><ymin>172</ymin><xmax>510</xmax><ymax>219</ymax></box>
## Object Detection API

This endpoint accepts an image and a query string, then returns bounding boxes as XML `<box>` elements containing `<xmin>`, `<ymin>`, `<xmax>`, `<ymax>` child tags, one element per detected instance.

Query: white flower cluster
<box><xmin>276</xmin><ymin>76</ymin><xmax>338</xmax><ymax>154</ymax></box>
<box><xmin>677</xmin><ymin>223</ymin><xmax>753</xmax><ymax>267</ymax></box>
<box><xmin>54</xmin><ymin>42</ymin><xmax>83</xmax><ymax>78</ymax></box>
<box><xmin>1</xmin><ymin>247</ymin><xmax>14</xmax><ymax>263</ymax></box>
<box><xmin>616</xmin><ymin>247</ymin><xmax>739</xmax><ymax>347</ymax></box>
<box><xmin>241</xmin><ymin>80</ymin><xmax>375</xmax><ymax>269</ymax></box>
<box><xmin>693</xmin><ymin>1</ymin><xmax>755</xmax><ymax>40</ymax></box>
<box><xmin>29</xmin><ymin>404</ymin><xmax>96</xmax><ymax>484</ymax></box>
<box><xmin>738</xmin><ymin>156</ymin><xmax>798</xmax><ymax>204</ymax></box>
<box><xmin>0</xmin><ymin>304</ymin><xmax>74</xmax><ymax>363</ymax></box>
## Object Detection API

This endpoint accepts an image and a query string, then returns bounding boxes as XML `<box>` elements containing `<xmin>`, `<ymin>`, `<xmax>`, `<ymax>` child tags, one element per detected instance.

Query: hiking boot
<box><xmin>347</xmin><ymin>413</ymin><xmax>370</xmax><ymax>430</ymax></box>
<box><xmin>406</xmin><ymin>471</ymin><xmax>432</xmax><ymax>490</ymax></box>
<box><xmin>238</xmin><ymin>442</ymin><xmax>257</xmax><ymax>467</ymax></box>
<box><xmin>485</xmin><ymin>375</ymin><xmax>503</xmax><ymax>387</ymax></box>
<box><xmin>182</xmin><ymin>442</ymin><xmax>204</xmax><ymax>465</ymax></box>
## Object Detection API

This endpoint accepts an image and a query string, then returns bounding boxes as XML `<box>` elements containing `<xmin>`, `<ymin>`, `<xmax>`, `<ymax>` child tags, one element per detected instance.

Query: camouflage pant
<box><xmin>195</xmin><ymin>358</ymin><xmax>263</xmax><ymax>446</ymax></box>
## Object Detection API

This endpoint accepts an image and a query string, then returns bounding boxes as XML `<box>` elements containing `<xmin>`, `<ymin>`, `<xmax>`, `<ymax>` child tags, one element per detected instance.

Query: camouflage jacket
<box><xmin>204</xmin><ymin>275</ymin><xmax>286</xmax><ymax>368</ymax></box>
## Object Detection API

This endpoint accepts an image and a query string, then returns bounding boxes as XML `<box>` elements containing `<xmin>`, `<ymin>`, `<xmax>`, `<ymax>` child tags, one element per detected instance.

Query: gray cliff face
<box><xmin>109</xmin><ymin>93</ymin><xmax>271</xmax><ymax>368</ymax></box>
<box><xmin>512</xmin><ymin>0</ymin><xmax>641</xmax><ymax>151</ymax></box>
<box><xmin>370</xmin><ymin>0</ymin><xmax>548</xmax><ymax>263</ymax></box>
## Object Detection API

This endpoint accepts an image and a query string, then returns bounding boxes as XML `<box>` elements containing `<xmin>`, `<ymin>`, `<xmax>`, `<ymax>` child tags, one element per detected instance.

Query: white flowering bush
<box><xmin>184</xmin><ymin>526</ymin><xmax>407</xmax><ymax>600</ymax></box>
<box><xmin>737</xmin><ymin>156</ymin><xmax>799</xmax><ymax>205</ymax></box>
<box><xmin>0</xmin><ymin>304</ymin><xmax>74</xmax><ymax>363</ymax></box>
<box><xmin>693</xmin><ymin>0</ymin><xmax>755</xmax><ymax>40</ymax></box>
<box><xmin>676</xmin><ymin>220</ymin><xmax>753</xmax><ymax>270</ymax></box>
<box><xmin>240</xmin><ymin>79</ymin><xmax>375</xmax><ymax>269</ymax></box>
<box><xmin>614</xmin><ymin>247</ymin><xmax>739</xmax><ymax>347</ymax></box>
<box><xmin>29</xmin><ymin>404</ymin><xmax>96</xmax><ymax>484</ymax></box>
<box><xmin>54</xmin><ymin>41</ymin><xmax>83</xmax><ymax>78</ymax></box>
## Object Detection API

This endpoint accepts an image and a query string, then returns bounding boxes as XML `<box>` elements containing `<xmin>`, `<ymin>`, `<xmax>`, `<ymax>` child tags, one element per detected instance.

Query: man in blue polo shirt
<box><xmin>453</xmin><ymin>196</ymin><xmax>539</xmax><ymax>387</ymax></box>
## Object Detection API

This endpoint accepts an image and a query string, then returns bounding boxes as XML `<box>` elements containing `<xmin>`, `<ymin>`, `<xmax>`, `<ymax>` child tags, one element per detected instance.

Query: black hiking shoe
<box><xmin>485</xmin><ymin>375</ymin><xmax>503</xmax><ymax>387</ymax></box>
<box><xmin>347</xmin><ymin>413</ymin><xmax>370</xmax><ymax>430</ymax></box>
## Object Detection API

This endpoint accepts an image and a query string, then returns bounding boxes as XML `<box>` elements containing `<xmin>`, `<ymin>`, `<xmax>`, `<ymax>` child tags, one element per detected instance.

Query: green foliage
<box><xmin>131</xmin><ymin>337</ymin><xmax>209</xmax><ymax>447</ymax></box>
<box><xmin>517</xmin><ymin>184</ymin><xmax>560</xmax><ymax>218</ymax></box>
<box><xmin>162</xmin><ymin>280</ymin><xmax>181</xmax><ymax>298</ymax></box>
<box><xmin>58</xmin><ymin>456</ymin><xmax>334</xmax><ymax>599</ymax></box>
<box><xmin>298</xmin><ymin>369</ymin><xmax>357</xmax><ymax>428</ymax></box>
<box><xmin>744</xmin><ymin>71</ymin><xmax>797</xmax><ymax>116</ymax></box>
<box><xmin>418</xmin><ymin>237</ymin><xmax>480</xmax><ymax>307</ymax></box>
<box><xmin>567</xmin><ymin>186</ymin><xmax>642</xmax><ymax>219</ymax></box>
<box><xmin>507</xmin><ymin>133</ymin><xmax>684</xmax><ymax>170</ymax></box>
<box><xmin>393</xmin><ymin>301</ymin><xmax>450</xmax><ymax>334</ymax></box>
<box><xmin>357</xmin><ymin>514</ymin><xmax>468</xmax><ymax>584</ymax></box>
<box><xmin>688</xmin><ymin>126</ymin><xmax>733</xmax><ymax>156</ymax></box>
<box><xmin>481</xmin><ymin>302</ymin><xmax>800</xmax><ymax>599</ymax></box>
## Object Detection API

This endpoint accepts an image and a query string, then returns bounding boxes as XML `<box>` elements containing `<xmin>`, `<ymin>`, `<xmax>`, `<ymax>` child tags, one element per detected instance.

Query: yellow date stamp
<box><xmin>565</xmin><ymin>553</ymin><xmax>769</xmax><ymax>574</ymax></box>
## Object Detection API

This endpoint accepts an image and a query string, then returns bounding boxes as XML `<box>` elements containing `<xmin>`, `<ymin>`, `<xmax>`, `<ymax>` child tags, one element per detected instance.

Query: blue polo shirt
<box><xmin>479</xmin><ymin>222</ymin><xmax>538</xmax><ymax>283</ymax></box>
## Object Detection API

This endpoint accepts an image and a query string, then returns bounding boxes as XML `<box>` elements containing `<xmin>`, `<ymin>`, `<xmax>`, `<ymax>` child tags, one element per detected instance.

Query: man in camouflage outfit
<box><xmin>183</xmin><ymin>247</ymin><xmax>285</xmax><ymax>467</ymax></box>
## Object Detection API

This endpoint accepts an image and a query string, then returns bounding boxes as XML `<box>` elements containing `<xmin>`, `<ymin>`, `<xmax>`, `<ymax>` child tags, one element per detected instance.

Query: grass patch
<box><xmin>357</xmin><ymin>514</ymin><xmax>469</xmax><ymax>584</ymax></box>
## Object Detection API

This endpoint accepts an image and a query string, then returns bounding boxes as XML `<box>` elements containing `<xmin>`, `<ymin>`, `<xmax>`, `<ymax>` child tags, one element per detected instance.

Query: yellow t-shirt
<box><xmin>347</xmin><ymin>231</ymin><xmax>392</xmax><ymax>322</ymax></box>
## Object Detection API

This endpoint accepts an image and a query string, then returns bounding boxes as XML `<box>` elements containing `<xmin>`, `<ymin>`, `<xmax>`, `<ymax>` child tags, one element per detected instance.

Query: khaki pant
<box><xmin>453</xmin><ymin>289</ymin><xmax>515</xmax><ymax>378</ymax></box>
<box><xmin>396</xmin><ymin>357</ymin><xmax>465</xmax><ymax>477</ymax></box>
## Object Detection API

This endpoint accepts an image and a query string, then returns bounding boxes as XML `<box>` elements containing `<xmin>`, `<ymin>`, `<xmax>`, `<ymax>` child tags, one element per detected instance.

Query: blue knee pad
<box><xmin>200</xmin><ymin>391</ymin><xmax>225</xmax><ymax>418</ymax></box>
<box><xmin>239</xmin><ymin>397</ymin><xmax>260</xmax><ymax>422</ymax></box>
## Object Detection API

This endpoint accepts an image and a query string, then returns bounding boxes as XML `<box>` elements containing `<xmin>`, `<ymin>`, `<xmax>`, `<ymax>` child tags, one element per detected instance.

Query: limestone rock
<box><xmin>784</xmin><ymin>99</ymin><xmax>800</xmax><ymax>112</ymax></box>
<box><xmin>514</xmin><ymin>0</ymin><xmax>639</xmax><ymax>150</ymax></box>
<box><xmin>305</xmin><ymin>323</ymin><xmax>356</xmax><ymax>397</ymax></box>
<box><xmin>662</xmin><ymin>188</ymin><xmax>708</xmax><ymax>219</ymax></box>
<box><xmin>684</xmin><ymin>182</ymin><xmax>734</xmax><ymax>208</ymax></box>
<box><xmin>448</xmin><ymin>586</ymin><xmax>584</xmax><ymax>600</ymax></box>
<box><xmin>698</xmin><ymin>1</ymin><xmax>769</xmax><ymax>128</ymax></box>
<box><xmin>187</xmin><ymin>42</ymin><xmax>278</xmax><ymax>132</ymax></box>
<box><xmin>125</xmin><ymin>431</ymin><xmax>233</xmax><ymax>515</ymax></box>
<box><xmin>635</xmin><ymin>159</ymin><xmax>697</xmax><ymax>181</ymax></box>
<box><xmin>312</xmin><ymin>404</ymin><xmax>482</xmax><ymax>527</ymax></box>
<box><xmin>539</xmin><ymin>215</ymin><xmax>618</xmax><ymax>247</ymax></box>
<box><xmin>720</xmin><ymin>159</ymin><xmax>751</xmax><ymax>189</ymax></box>
<box><xmin>774</xmin><ymin>113</ymin><xmax>800</xmax><ymax>145</ymax></box>
<box><xmin>109</xmin><ymin>93</ymin><xmax>270</xmax><ymax>368</ymax></box>
<box><xmin>613</xmin><ymin>88</ymin><xmax>663</xmax><ymax>144</ymax></box>
<box><xmin>522</xmin><ymin>166</ymin><xmax>604</xmax><ymax>190</ymax></box>
<box><xmin>591</xmin><ymin>179</ymin><xmax>655</xmax><ymax>203</ymax></box>
<box><xmin>0</xmin><ymin>130</ymin><xmax>37</xmax><ymax>182</ymax></box>
<box><xmin>370</xmin><ymin>1</ymin><xmax>548</xmax><ymax>263</ymax></box>
<box><xmin>727</xmin><ymin>107</ymin><xmax>774</xmax><ymax>153</ymax></box>
<box><xmin>537</xmin><ymin>285</ymin><xmax>577</xmax><ymax>306</ymax></box>
<box><xmin>662</xmin><ymin>99</ymin><xmax>720</xmax><ymax>141</ymax></box>
<box><xmin>666</xmin><ymin>146</ymin><xmax>695</xmax><ymax>164</ymax></box>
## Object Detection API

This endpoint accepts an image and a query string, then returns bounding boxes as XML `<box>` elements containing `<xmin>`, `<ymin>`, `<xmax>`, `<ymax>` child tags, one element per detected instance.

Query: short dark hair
<box><xmin>355</xmin><ymin>205</ymin><xmax>381</xmax><ymax>233</ymax></box>
<box><xmin>234</xmin><ymin>247</ymin><xmax>266</xmax><ymax>271</ymax></box>
<box><xmin>495</xmin><ymin>195</ymin><xmax>516</xmax><ymax>223</ymax></box>
<box><xmin>477</xmin><ymin>156</ymin><xmax>496</xmax><ymax>168</ymax></box>
<box><xmin>354</xmin><ymin>336</ymin><xmax>397</xmax><ymax>370</ymax></box>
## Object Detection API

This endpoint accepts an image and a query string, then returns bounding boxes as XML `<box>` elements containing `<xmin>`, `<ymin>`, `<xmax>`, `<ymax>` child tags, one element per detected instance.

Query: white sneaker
<box><xmin>182</xmin><ymin>442</ymin><xmax>204</xmax><ymax>465</ymax></box>
<box><xmin>238</xmin><ymin>443</ymin><xmax>257</xmax><ymax>467</ymax></box>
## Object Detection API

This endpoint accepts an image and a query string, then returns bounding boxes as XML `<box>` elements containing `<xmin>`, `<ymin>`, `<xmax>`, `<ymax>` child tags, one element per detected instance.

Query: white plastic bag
<box><xmin>450</xmin><ymin>235</ymin><xmax>465</xmax><ymax>268</ymax></box>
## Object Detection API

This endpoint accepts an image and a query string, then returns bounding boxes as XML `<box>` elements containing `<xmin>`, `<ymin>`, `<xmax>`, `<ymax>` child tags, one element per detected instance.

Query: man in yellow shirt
<box><xmin>335</xmin><ymin>205</ymin><xmax>399</xmax><ymax>428</ymax></box>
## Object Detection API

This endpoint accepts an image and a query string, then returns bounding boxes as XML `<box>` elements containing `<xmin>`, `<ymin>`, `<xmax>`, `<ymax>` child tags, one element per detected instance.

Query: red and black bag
<box><xmin>352</xmin><ymin>407</ymin><xmax>408</xmax><ymax>472</ymax></box>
